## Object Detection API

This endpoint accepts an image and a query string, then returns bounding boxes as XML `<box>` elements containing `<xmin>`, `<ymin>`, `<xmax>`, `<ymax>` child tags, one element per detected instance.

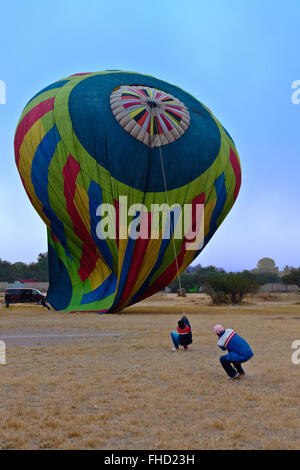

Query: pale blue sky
<box><xmin>0</xmin><ymin>0</ymin><xmax>299</xmax><ymax>270</ymax></box>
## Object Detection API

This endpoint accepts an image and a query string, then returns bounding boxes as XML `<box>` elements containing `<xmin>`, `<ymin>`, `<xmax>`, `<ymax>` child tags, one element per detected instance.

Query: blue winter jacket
<box><xmin>218</xmin><ymin>329</ymin><xmax>253</xmax><ymax>362</ymax></box>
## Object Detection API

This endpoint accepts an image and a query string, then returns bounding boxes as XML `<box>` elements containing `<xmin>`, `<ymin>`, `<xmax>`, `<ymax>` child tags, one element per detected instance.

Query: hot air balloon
<box><xmin>14</xmin><ymin>71</ymin><xmax>241</xmax><ymax>312</ymax></box>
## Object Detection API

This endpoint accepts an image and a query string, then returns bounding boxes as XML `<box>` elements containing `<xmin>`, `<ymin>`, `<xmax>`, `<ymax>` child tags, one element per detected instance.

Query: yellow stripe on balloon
<box><xmin>73</xmin><ymin>183</ymin><xmax>91</xmax><ymax>233</ymax></box>
<box><xmin>18</xmin><ymin>119</ymin><xmax>49</xmax><ymax>225</ymax></box>
<box><xmin>114</xmin><ymin>237</ymin><xmax>128</xmax><ymax>294</ymax></box>
<box><xmin>129</xmin><ymin>106</ymin><xmax>145</xmax><ymax>119</ymax></box>
<box><xmin>89</xmin><ymin>257</ymin><xmax>111</xmax><ymax>291</ymax></box>
<box><xmin>204</xmin><ymin>199</ymin><xmax>216</xmax><ymax>237</ymax></box>
<box><xmin>166</xmin><ymin>199</ymin><xmax>217</xmax><ymax>286</ymax></box>
<box><xmin>73</xmin><ymin>183</ymin><xmax>112</xmax><ymax>286</ymax></box>
<box><xmin>150</xmin><ymin>115</ymin><xmax>154</xmax><ymax>135</ymax></box>
<box><xmin>165</xmin><ymin>112</ymin><xmax>180</xmax><ymax>125</ymax></box>
<box><xmin>122</xmin><ymin>237</ymin><xmax>163</xmax><ymax>308</ymax></box>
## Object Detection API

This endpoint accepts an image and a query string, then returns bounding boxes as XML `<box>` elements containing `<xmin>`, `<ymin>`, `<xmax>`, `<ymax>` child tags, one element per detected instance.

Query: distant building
<box><xmin>259</xmin><ymin>283</ymin><xmax>300</xmax><ymax>293</ymax></box>
<box><xmin>7</xmin><ymin>281</ymin><xmax>23</xmax><ymax>288</ymax></box>
<box><xmin>1</xmin><ymin>281</ymin><xmax>49</xmax><ymax>293</ymax></box>
<box><xmin>253</xmin><ymin>259</ymin><xmax>295</xmax><ymax>279</ymax></box>
<box><xmin>253</xmin><ymin>258</ymin><xmax>278</xmax><ymax>274</ymax></box>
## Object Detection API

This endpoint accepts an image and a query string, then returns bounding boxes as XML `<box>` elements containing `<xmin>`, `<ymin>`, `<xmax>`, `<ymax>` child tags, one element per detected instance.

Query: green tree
<box><xmin>0</xmin><ymin>253</ymin><xmax>49</xmax><ymax>282</ymax></box>
<box><xmin>168</xmin><ymin>265</ymin><xmax>224</xmax><ymax>293</ymax></box>
<box><xmin>282</xmin><ymin>268</ymin><xmax>300</xmax><ymax>288</ymax></box>
<box><xmin>242</xmin><ymin>269</ymin><xmax>280</xmax><ymax>285</ymax></box>
<box><xmin>203</xmin><ymin>272</ymin><xmax>259</xmax><ymax>305</ymax></box>
<box><xmin>169</xmin><ymin>273</ymin><xmax>200</xmax><ymax>293</ymax></box>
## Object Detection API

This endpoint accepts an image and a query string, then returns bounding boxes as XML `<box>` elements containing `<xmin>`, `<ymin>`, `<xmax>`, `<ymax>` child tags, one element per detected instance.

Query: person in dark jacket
<box><xmin>214</xmin><ymin>324</ymin><xmax>254</xmax><ymax>379</ymax></box>
<box><xmin>5</xmin><ymin>293</ymin><xmax>10</xmax><ymax>308</ymax></box>
<box><xmin>171</xmin><ymin>313</ymin><xmax>192</xmax><ymax>350</ymax></box>
<box><xmin>39</xmin><ymin>296</ymin><xmax>50</xmax><ymax>310</ymax></box>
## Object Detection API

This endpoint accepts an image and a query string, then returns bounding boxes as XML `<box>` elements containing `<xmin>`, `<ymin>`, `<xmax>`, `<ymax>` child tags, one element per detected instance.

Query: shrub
<box><xmin>282</xmin><ymin>268</ymin><xmax>300</xmax><ymax>288</ymax></box>
<box><xmin>202</xmin><ymin>272</ymin><xmax>259</xmax><ymax>305</ymax></box>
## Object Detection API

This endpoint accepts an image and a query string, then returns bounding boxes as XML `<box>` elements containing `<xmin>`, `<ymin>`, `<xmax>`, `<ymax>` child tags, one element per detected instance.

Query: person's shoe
<box><xmin>184</xmin><ymin>346</ymin><xmax>189</xmax><ymax>350</ymax></box>
<box><xmin>228</xmin><ymin>372</ymin><xmax>239</xmax><ymax>380</ymax></box>
<box><xmin>172</xmin><ymin>348</ymin><xmax>179</xmax><ymax>351</ymax></box>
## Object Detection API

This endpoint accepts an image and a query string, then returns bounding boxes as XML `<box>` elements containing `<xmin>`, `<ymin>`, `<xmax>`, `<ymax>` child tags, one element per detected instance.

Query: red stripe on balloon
<box><xmin>63</xmin><ymin>155</ymin><xmax>98</xmax><ymax>282</ymax></box>
<box><xmin>229</xmin><ymin>148</ymin><xmax>241</xmax><ymax>201</ymax></box>
<box><xmin>123</xmin><ymin>101</ymin><xmax>141</xmax><ymax>109</ymax></box>
<box><xmin>135</xmin><ymin>88</ymin><xmax>147</xmax><ymax>97</ymax></box>
<box><xmin>14</xmin><ymin>98</ymin><xmax>55</xmax><ymax>167</ymax></box>
<box><xmin>160</xmin><ymin>113</ymin><xmax>173</xmax><ymax>131</ymax></box>
<box><xmin>50</xmin><ymin>231</ymin><xmax>60</xmax><ymax>244</ymax></box>
<box><xmin>138</xmin><ymin>111</ymin><xmax>149</xmax><ymax>127</ymax></box>
<box><xmin>114</xmin><ymin>212</ymin><xmax>152</xmax><ymax>310</ymax></box>
<box><xmin>155</xmin><ymin>116</ymin><xmax>163</xmax><ymax>134</ymax></box>
<box><xmin>165</xmin><ymin>106</ymin><xmax>182</xmax><ymax>116</ymax></box>
<box><xmin>69</xmin><ymin>72</ymin><xmax>92</xmax><ymax>76</ymax></box>
<box><xmin>137</xmin><ymin>193</ymin><xmax>206</xmax><ymax>302</ymax></box>
<box><xmin>121</xmin><ymin>95</ymin><xmax>140</xmax><ymax>101</ymax></box>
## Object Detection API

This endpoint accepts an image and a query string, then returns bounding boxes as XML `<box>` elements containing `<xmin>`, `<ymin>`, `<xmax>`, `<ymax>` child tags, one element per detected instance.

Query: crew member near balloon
<box><xmin>171</xmin><ymin>312</ymin><xmax>192</xmax><ymax>350</ymax></box>
<box><xmin>5</xmin><ymin>292</ymin><xmax>10</xmax><ymax>309</ymax></box>
<box><xmin>38</xmin><ymin>295</ymin><xmax>50</xmax><ymax>311</ymax></box>
<box><xmin>213</xmin><ymin>325</ymin><xmax>253</xmax><ymax>379</ymax></box>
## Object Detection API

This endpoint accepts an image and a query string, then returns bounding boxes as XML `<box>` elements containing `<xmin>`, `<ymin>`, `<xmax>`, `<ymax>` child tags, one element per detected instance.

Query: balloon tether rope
<box><xmin>153</xmin><ymin>118</ymin><xmax>186</xmax><ymax>314</ymax></box>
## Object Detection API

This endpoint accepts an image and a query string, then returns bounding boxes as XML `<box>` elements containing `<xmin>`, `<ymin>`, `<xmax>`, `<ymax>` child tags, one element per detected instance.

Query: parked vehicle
<box><xmin>5</xmin><ymin>288</ymin><xmax>45</xmax><ymax>304</ymax></box>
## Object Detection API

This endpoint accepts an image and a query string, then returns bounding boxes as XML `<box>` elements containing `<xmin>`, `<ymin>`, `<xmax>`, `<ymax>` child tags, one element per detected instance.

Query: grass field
<box><xmin>0</xmin><ymin>293</ymin><xmax>299</xmax><ymax>450</ymax></box>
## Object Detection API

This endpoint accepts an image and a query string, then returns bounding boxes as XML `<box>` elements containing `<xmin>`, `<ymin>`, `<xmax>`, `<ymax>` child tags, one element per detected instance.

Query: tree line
<box><xmin>169</xmin><ymin>264</ymin><xmax>300</xmax><ymax>305</ymax></box>
<box><xmin>1</xmin><ymin>253</ymin><xmax>300</xmax><ymax>305</ymax></box>
<box><xmin>0</xmin><ymin>253</ymin><xmax>49</xmax><ymax>282</ymax></box>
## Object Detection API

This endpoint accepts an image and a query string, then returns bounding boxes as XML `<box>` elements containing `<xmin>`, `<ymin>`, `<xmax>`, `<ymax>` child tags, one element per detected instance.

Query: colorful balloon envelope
<box><xmin>14</xmin><ymin>71</ymin><xmax>241</xmax><ymax>312</ymax></box>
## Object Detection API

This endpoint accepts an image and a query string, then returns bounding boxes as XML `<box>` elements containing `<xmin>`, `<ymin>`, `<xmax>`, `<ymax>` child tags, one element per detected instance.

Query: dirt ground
<box><xmin>0</xmin><ymin>293</ymin><xmax>299</xmax><ymax>450</ymax></box>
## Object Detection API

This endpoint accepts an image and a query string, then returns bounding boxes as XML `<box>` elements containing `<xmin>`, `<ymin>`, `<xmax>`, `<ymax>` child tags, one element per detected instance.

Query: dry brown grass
<box><xmin>0</xmin><ymin>293</ymin><xmax>299</xmax><ymax>450</ymax></box>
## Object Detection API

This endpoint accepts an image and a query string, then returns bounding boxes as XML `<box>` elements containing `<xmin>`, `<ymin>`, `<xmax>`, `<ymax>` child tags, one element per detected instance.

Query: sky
<box><xmin>0</xmin><ymin>0</ymin><xmax>299</xmax><ymax>271</ymax></box>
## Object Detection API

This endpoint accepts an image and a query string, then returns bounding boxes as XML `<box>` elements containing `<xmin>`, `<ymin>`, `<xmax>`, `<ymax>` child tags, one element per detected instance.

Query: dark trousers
<box><xmin>220</xmin><ymin>355</ymin><xmax>245</xmax><ymax>378</ymax></box>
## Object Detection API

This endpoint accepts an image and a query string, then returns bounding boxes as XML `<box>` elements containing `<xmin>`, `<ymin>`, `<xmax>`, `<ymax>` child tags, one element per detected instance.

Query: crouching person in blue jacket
<box><xmin>171</xmin><ymin>313</ymin><xmax>193</xmax><ymax>351</ymax></box>
<box><xmin>213</xmin><ymin>325</ymin><xmax>253</xmax><ymax>379</ymax></box>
